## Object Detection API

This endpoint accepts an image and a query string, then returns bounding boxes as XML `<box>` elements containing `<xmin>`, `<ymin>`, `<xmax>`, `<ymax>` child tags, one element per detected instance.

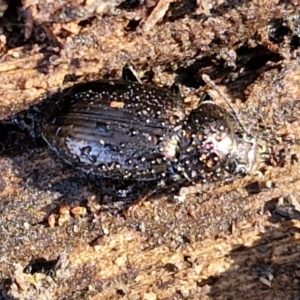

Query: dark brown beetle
<box><xmin>14</xmin><ymin>78</ymin><xmax>257</xmax><ymax>185</ymax></box>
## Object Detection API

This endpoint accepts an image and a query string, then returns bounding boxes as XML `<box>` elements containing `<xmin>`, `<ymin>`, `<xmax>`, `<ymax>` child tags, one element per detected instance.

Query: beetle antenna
<box><xmin>202</xmin><ymin>74</ymin><xmax>249</xmax><ymax>135</ymax></box>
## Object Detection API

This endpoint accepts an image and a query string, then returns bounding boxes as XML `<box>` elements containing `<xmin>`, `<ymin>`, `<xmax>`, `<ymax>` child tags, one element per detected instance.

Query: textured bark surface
<box><xmin>1</xmin><ymin>0</ymin><xmax>300</xmax><ymax>299</ymax></box>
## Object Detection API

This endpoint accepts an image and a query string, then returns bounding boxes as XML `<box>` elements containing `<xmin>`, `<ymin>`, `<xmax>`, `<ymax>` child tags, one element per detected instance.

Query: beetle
<box><xmin>14</xmin><ymin>77</ymin><xmax>257</xmax><ymax>187</ymax></box>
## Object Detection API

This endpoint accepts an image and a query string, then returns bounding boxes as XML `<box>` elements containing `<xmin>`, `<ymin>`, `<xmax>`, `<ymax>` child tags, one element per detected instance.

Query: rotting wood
<box><xmin>1</xmin><ymin>1</ymin><xmax>300</xmax><ymax>299</ymax></box>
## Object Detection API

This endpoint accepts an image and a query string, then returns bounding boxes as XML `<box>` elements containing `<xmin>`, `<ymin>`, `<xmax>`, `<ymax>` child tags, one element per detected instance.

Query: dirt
<box><xmin>1</xmin><ymin>0</ymin><xmax>300</xmax><ymax>299</ymax></box>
